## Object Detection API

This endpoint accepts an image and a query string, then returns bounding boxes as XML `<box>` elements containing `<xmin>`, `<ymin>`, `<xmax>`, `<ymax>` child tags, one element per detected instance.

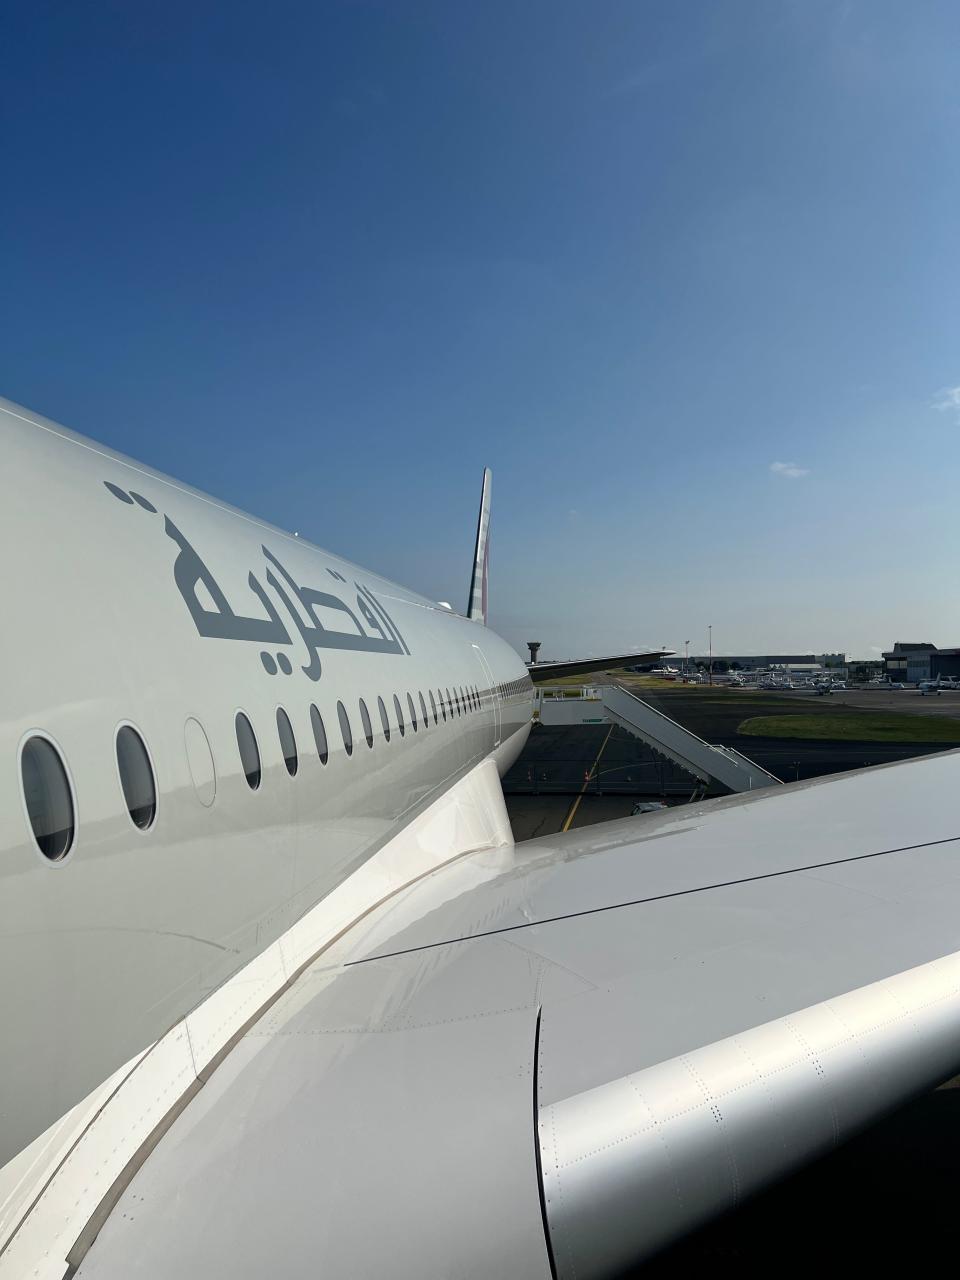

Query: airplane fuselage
<box><xmin>0</xmin><ymin>398</ymin><xmax>533</xmax><ymax>1164</ymax></box>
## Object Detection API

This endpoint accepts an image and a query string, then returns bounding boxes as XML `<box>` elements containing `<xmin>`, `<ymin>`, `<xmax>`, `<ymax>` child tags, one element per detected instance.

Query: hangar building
<box><xmin>883</xmin><ymin>643</ymin><xmax>960</xmax><ymax>683</ymax></box>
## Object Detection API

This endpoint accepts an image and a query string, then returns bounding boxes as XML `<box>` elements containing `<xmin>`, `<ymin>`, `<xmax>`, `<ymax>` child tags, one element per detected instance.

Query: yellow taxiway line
<box><xmin>561</xmin><ymin>723</ymin><xmax>615</xmax><ymax>833</ymax></box>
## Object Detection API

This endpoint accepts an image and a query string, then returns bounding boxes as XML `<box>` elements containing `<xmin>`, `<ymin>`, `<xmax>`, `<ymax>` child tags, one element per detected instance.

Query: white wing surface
<box><xmin>71</xmin><ymin>748</ymin><xmax>960</xmax><ymax>1278</ymax></box>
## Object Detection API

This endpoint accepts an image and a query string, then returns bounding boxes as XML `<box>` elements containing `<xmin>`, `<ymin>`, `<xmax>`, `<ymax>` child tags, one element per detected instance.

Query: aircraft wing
<box><xmin>76</xmin><ymin>749</ymin><xmax>960</xmax><ymax>1280</ymax></box>
<box><xmin>528</xmin><ymin>650</ymin><xmax>671</xmax><ymax>682</ymax></box>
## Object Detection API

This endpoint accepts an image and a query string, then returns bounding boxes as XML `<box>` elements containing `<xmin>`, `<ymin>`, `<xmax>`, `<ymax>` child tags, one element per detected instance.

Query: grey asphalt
<box><xmin>792</xmin><ymin>686</ymin><xmax>960</xmax><ymax>717</ymax></box>
<box><xmin>503</xmin><ymin>723</ymin><xmax>716</xmax><ymax>795</ymax></box>
<box><xmin>505</xmin><ymin>793</ymin><xmax>637</xmax><ymax>840</ymax></box>
<box><xmin>504</xmin><ymin>719</ymin><xmax>952</xmax><ymax>800</ymax></box>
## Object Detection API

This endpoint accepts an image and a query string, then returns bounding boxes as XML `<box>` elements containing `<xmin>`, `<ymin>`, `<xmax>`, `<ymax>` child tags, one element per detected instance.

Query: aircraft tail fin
<box><xmin>467</xmin><ymin>468</ymin><xmax>491</xmax><ymax>624</ymax></box>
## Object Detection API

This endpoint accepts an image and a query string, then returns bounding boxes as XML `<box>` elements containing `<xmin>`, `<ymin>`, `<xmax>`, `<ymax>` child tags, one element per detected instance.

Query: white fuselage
<box><xmin>0</xmin><ymin>398</ymin><xmax>533</xmax><ymax>1165</ymax></box>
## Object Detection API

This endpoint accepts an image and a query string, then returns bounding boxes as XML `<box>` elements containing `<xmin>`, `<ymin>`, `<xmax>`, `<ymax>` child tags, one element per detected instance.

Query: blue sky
<box><xmin>3</xmin><ymin>1</ymin><xmax>959</xmax><ymax>659</ymax></box>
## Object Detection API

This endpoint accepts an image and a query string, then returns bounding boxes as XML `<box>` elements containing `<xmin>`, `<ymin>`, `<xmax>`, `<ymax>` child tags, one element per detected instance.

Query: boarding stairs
<box><xmin>536</xmin><ymin>684</ymin><xmax>782</xmax><ymax>794</ymax></box>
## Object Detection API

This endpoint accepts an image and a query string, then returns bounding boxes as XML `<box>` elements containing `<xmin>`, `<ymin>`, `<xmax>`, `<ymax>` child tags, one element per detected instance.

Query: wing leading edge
<box><xmin>527</xmin><ymin>650</ymin><xmax>672</xmax><ymax>683</ymax></box>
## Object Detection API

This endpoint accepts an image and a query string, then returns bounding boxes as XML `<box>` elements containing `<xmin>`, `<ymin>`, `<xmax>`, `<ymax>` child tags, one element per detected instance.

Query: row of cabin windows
<box><xmin>498</xmin><ymin>675</ymin><xmax>535</xmax><ymax>700</ymax></box>
<box><xmin>235</xmin><ymin>683</ymin><xmax>485</xmax><ymax>789</ymax></box>
<box><xmin>19</xmin><ymin>682</ymin><xmax>493</xmax><ymax>861</ymax></box>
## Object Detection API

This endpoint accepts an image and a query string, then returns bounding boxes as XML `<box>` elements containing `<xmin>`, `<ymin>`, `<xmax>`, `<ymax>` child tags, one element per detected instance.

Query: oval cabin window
<box><xmin>21</xmin><ymin>736</ymin><xmax>75</xmax><ymax>861</ymax></box>
<box><xmin>338</xmin><ymin>701</ymin><xmax>354</xmax><ymax>756</ymax></box>
<box><xmin>116</xmin><ymin>725</ymin><xmax>157</xmax><ymax>829</ymax></box>
<box><xmin>235</xmin><ymin>712</ymin><xmax>262</xmax><ymax>790</ymax></box>
<box><xmin>310</xmin><ymin>704</ymin><xmax>328</xmax><ymax>765</ymax></box>
<box><xmin>360</xmin><ymin>698</ymin><xmax>374</xmax><ymax>748</ymax></box>
<box><xmin>277</xmin><ymin>707</ymin><xmax>298</xmax><ymax>776</ymax></box>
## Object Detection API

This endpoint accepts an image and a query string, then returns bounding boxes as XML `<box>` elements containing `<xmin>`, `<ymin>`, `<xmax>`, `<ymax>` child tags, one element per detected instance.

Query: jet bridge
<box><xmin>536</xmin><ymin>684</ymin><xmax>782</xmax><ymax>794</ymax></box>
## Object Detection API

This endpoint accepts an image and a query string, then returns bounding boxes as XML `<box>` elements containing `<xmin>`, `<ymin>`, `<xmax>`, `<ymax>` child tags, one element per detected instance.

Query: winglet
<box><xmin>467</xmin><ymin>468</ymin><xmax>491</xmax><ymax>624</ymax></box>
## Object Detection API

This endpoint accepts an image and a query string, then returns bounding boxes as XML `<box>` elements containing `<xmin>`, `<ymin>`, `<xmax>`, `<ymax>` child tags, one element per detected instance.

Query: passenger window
<box><xmin>378</xmin><ymin>695</ymin><xmax>391</xmax><ymax>742</ymax></box>
<box><xmin>419</xmin><ymin>691</ymin><xmax>428</xmax><ymax>727</ymax></box>
<box><xmin>21</xmin><ymin>735</ymin><xmax>75</xmax><ymax>860</ymax></box>
<box><xmin>235</xmin><ymin>712</ymin><xmax>262</xmax><ymax>790</ymax></box>
<box><xmin>439</xmin><ymin>690</ymin><xmax>447</xmax><ymax>721</ymax></box>
<box><xmin>310</xmin><ymin>704</ymin><xmax>328</xmax><ymax>765</ymax></box>
<box><xmin>394</xmin><ymin>693</ymin><xmax>405</xmax><ymax>736</ymax></box>
<box><xmin>407</xmin><ymin>692</ymin><xmax>417</xmax><ymax>732</ymax></box>
<box><xmin>277</xmin><ymin>707</ymin><xmax>298</xmax><ymax>776</ymax></box>
<box><xmin>430</xmin><ymin>690</ymin><xmax>438</xmax><ymax>724</ymax></box>
<box><xmin>116</xmin><ymin>725</ymin><xmax>157</xmax><ymax>830</ymax></box>
<box><xmin>360</xmin><ymin>698</ymin><xmax>374</xmax><ymax>748</ymax></box>
<box><xmin>337</xmin><ymin>701</ymin><xmax>353</xmax><ymax>756</ymax></box>
<box><xmin>446</xmin><ymin>688</ymin><xmax>453</xmax><ymax>718</ymax></box>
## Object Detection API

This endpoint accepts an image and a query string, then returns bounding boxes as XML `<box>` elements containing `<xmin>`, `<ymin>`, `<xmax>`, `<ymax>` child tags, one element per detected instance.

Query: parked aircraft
<box><xmin>4</xmin><ymin>394</ymin><xmax>960</xmax><ymax>1279</ymax></box>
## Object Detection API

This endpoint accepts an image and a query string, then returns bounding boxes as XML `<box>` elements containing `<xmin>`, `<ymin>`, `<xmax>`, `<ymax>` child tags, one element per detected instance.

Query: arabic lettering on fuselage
<box><xmin>164</xmin><ymin>518</ymin><xmax>410</xmax><ymax>680</ymax></box>
<box><xmin>101</xmin><ymin>478</ymin><xmax>409</xmax><ymax>679</ymax></box>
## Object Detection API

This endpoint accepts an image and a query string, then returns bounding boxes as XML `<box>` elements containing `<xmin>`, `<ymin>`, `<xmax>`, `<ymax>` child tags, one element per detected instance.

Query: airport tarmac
<box><xmin>609</xmin><ymin>679</ymin><xmax>960</xmax><ymax>781</ymax></box>
<box><xmin>505</xmin><ymin>715</ymin><xmax>953</xmax><ymax>804</ymax></box>
<box><xmin>506</xmin><ymin>792</ymin><xmax>637</xmax><ymax>840</ymax></box>
<box><xmin>582</xmin><ymin>670</ymin><xmax>960</xmax><ymax>715</ymax></box>
<box><xmin>504</xmin><ymin>677</ymin><xmax>960</xmax><ymax>833</ymax></box>
<box><xmin>787</xmin><ymin>685</ymin><xmax>960</xmax><ymax>716</ymax></box>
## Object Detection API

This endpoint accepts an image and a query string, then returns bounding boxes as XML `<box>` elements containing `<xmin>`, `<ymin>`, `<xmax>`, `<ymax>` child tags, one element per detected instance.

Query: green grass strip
<box><xmin>738</xmin><ymin>713</ymin><xmax>960</xmax><ymax>743</ymax></box>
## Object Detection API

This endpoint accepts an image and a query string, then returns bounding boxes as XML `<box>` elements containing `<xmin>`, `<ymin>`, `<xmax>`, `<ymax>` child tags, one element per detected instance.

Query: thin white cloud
<box><xmin>932</xmin><ymin>385</ymin><xmax>960</xmax><ymax>418</ymax></box>
<box><xmin>769</xmin><ymin>460</ymin><xmax>810</xmax><ymax>479</ymax></box>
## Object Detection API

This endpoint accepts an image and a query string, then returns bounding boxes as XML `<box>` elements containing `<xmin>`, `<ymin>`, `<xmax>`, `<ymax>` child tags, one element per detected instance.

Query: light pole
<box><xmin>684</xmin><ymin>640</ymin><xmax>690</xmax><ymax>677</ymax></box>
<box><xmin>708</xmin><ymin>625</ymin><xmax>713</xmax><ymax>686</ymax></box>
